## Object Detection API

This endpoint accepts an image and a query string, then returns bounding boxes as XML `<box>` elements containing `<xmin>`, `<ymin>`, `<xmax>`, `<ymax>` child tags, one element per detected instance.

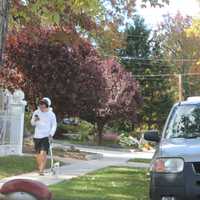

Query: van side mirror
<box><xmin>144</xmin><ymin>130</ymin><xmax>160</xmax><ymax>143</ymax></box>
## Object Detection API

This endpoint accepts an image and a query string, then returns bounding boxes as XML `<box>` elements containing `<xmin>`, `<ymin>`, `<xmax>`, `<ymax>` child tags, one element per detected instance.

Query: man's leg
<box><xmin>39</xmin><ymin>150</ymin><xmax>47</xmax><ymax>174</ymax></box>
<box><xmin>36</xmin><ymin>153</ymin><xmax>41</xmax><ymax>171</ymax></box>
<box><xmin>34</xmin><ymin>139</ymin><xmax>42</xmax><ymax>173</ymax></box>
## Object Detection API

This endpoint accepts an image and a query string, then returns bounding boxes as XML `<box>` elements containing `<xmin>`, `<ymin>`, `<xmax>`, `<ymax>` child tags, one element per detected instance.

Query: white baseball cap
<box><xmin>42</xmin><ymin>97</ymin><xmax>51</xmax><ymax>107</ymax></box>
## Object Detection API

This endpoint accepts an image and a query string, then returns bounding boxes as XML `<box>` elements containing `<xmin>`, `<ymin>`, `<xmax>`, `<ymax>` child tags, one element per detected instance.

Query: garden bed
<box><xmin>53</xmin><ymin>146</ymin><xmax>103</xmax><ymax>160</ymax></box>
<box><xmin>23</xmin><ymin>138</ymin><xmax>103</xmax><ymax>160</ymax></box>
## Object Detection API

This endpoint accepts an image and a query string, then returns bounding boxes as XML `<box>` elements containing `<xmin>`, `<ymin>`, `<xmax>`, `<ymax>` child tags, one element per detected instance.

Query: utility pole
<box><xmin>178</xmin><ymin>74</ymin><xmax>182</xmax><ymax>101</ymax></box>
<box><xmin>0</xmin><ymin>0</ymin><xmax>9</xmax><ymax>64</ymax></box>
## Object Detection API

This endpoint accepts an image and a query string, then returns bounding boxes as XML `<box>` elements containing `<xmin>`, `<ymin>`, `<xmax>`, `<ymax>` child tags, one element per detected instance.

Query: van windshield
<box><xmin>165</xmin><ymin>104</ymin><xmax>200</xmax><ymax>139</ymax></box>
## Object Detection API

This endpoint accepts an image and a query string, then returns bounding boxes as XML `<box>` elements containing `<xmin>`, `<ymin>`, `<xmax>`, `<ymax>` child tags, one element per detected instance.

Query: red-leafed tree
<box><xmin>5</xmin><ymin>27</ymin><xmax>106</xmax><ymax>118</ymax></box>
<box><xmin>0</xmin><ymin>60</ymin><xmax>25</xmax><ymax>90</ymax></box>
<box><xmin>3</xmin><ymin>27</ymin><xmax>141</xmax><ymax>144</ymax></box>
<box><xmin>94</xmin><ymin>59</ymin><xmax>142</xmax><ymax>144</ymax></box>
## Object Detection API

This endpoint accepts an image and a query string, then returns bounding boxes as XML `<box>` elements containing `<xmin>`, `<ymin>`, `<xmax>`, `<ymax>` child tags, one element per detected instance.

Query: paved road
<box><xmin>54</xmin><ymin>142</ymin><xmax>154</xmax><ymax>160</ymax></box>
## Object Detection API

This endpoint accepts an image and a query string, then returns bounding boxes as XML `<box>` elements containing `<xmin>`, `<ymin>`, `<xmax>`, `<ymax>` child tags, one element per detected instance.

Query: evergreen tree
<box><xmin>120</xmin><ymin>15</ymin><xmax>175</xmax><ymax>131</ymax></box>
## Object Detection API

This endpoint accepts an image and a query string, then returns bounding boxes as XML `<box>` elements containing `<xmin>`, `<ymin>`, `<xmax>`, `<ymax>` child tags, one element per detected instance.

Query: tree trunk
<box><xmin>97</xmin><ymin>122</ymin><xmax>104</xmax><ymax>145</ymax></box>
<box><xmin>131</xmin><ymin>123</ymin><xmax>135</xmax><ymax>132</ymax></box>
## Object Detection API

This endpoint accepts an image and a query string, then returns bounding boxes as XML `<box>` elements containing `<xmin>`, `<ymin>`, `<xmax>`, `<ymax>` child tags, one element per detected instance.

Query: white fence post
<box><xmin>0</xmin><ymin>89</ymin><xmax>27</xmax><ymax>156</ymax></box>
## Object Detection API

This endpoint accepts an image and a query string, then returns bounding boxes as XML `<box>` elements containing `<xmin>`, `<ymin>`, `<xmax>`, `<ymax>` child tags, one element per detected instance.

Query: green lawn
<box><xmin>128</xmin><ymin>158</ymin><xmax>151</xmax><ymax>164</ymax></box>
<box><xmin>0</xmin><ymin>156</ymin><xmax>51</xmax><ymax>179</ymax></box>
<box><xmin>50</xmin><ymin>167</ymin><xmax>149</xmax><ymax>200</ymax></box>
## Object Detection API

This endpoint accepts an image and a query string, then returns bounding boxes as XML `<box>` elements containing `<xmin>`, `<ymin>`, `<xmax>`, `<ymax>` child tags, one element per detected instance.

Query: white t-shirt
<box><xmin>31</xmin><ymin>109</ymin><xmax>57</xmax><ymax>139</ymax></box>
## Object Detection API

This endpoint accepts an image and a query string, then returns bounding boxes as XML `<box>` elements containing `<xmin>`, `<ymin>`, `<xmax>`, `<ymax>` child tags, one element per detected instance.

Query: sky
<box><xmin>136</xmin><ymin>0</ymin><xmax>200</xmax><ymax>28</ymax></box>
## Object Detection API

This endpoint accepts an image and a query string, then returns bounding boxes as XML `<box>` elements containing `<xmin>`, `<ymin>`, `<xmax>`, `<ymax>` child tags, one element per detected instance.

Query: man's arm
<box><xmin>31</xmin><ymin>111</ymin><xmax>37</xmax><ymax>126</ymax></box>
<box><xmin>49</xmin><ymin>113</ymin><xmax>57</xmax><ymax>137</ymax></box>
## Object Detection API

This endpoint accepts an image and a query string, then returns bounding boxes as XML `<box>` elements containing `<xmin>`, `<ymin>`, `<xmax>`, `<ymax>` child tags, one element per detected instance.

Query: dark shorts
<box><xmin>33</xmin><ymin>137</ymin><xmax>49</xmax><ymax>154</ymax></box>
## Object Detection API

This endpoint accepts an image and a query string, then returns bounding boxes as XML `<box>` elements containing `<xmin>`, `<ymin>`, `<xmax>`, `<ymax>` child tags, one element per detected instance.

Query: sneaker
<box><xmin>39</xmin><ymin>171</ymin><xmax>45</xmax><ymax>176</ymax></box>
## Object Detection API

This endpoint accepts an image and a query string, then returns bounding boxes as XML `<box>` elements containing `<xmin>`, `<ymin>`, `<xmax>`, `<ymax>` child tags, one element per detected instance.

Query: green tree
<box><xmin>155</xmin><ymin>13</ymin><xmax>200</xmax><ymax>98</ymax></box>
<box><xmin>183</xmin><ymin>19</ymin><xmax>200</xmax><ymax>96</ymax></box>
<box><xmin>119</xmin><ymin>15</ymin><xmax>175</xmax><ymax>131</ymax></box>
<box><xmin>9</xmin><ymin>0</ymin><xmax>169</xmax><ymax>56</ymax></box>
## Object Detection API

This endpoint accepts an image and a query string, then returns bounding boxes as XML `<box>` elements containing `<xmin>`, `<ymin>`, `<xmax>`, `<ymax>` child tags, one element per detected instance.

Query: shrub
<box><xmin>56</xmin><ymin>119</ymin><xmax>93</xmax><ymax>142</ymax></box>
<box><xmin>102</xmin><ymin>131</ymin><xmax>119</xmax><ymax>142</ymax></box>
<box><xmin>119</xmin><ymin>133</ymin><xmax>140</xmax><ymax>148</ymax></box>
<box><xmin>24</xmin><ymin>112</ymin><xmax>34</xmax><ymax>136</ymax></box>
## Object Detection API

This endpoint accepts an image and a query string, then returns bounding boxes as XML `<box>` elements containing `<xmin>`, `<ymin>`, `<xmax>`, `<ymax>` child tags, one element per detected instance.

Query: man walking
<box><xmin>31</xmin><ymin>97</ymin><xmax>57</xmax><ymax>175</ymax></box>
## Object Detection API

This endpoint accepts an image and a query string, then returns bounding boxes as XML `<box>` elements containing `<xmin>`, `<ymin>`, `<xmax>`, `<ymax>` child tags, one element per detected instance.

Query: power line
<box><xmin>134</xmin><ymin>74</ymin><xmax>173</xmax><ymax>78</ymax></box>
<box><xmin>126</xmin><ymin>35</ymin><xmax>151</xmax><ymax>38</ymax></box>
<box><xmin>121</xmin><ymin>57</ymin><xmax>199</xmax><ymax>62</ymax></box>
<box><xmin>122</xmin><ymin>61</ymin><xmax>174</xmax><ymax>67</ymax></box>
<box><xmin>134</xmin><ymin>73</ymin><xmax>200</xmax><ymax>78</ymax></box>
<box><xmin>135</xmin><ymin>78</ymin><xmax>172</xmax><ymax>80</ymax></box>
<box><xmin>134</xmin><ymin>73</ymin><xmax>200</xmax><ymax>101</ymax></box>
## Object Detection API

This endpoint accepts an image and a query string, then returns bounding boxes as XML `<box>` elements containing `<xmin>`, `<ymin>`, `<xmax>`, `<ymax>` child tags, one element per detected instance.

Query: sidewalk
<box><xmin>0</xmin><ymin>156</ymin><xmax>150</xmax><ymax>188</ymax></box>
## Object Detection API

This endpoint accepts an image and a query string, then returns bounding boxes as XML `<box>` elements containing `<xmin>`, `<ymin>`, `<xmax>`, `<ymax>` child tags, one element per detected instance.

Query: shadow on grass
<box><xmin>50</xmin><ymin>167</ymin><xmax>149</xmax><ymax>200</ymax></box>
